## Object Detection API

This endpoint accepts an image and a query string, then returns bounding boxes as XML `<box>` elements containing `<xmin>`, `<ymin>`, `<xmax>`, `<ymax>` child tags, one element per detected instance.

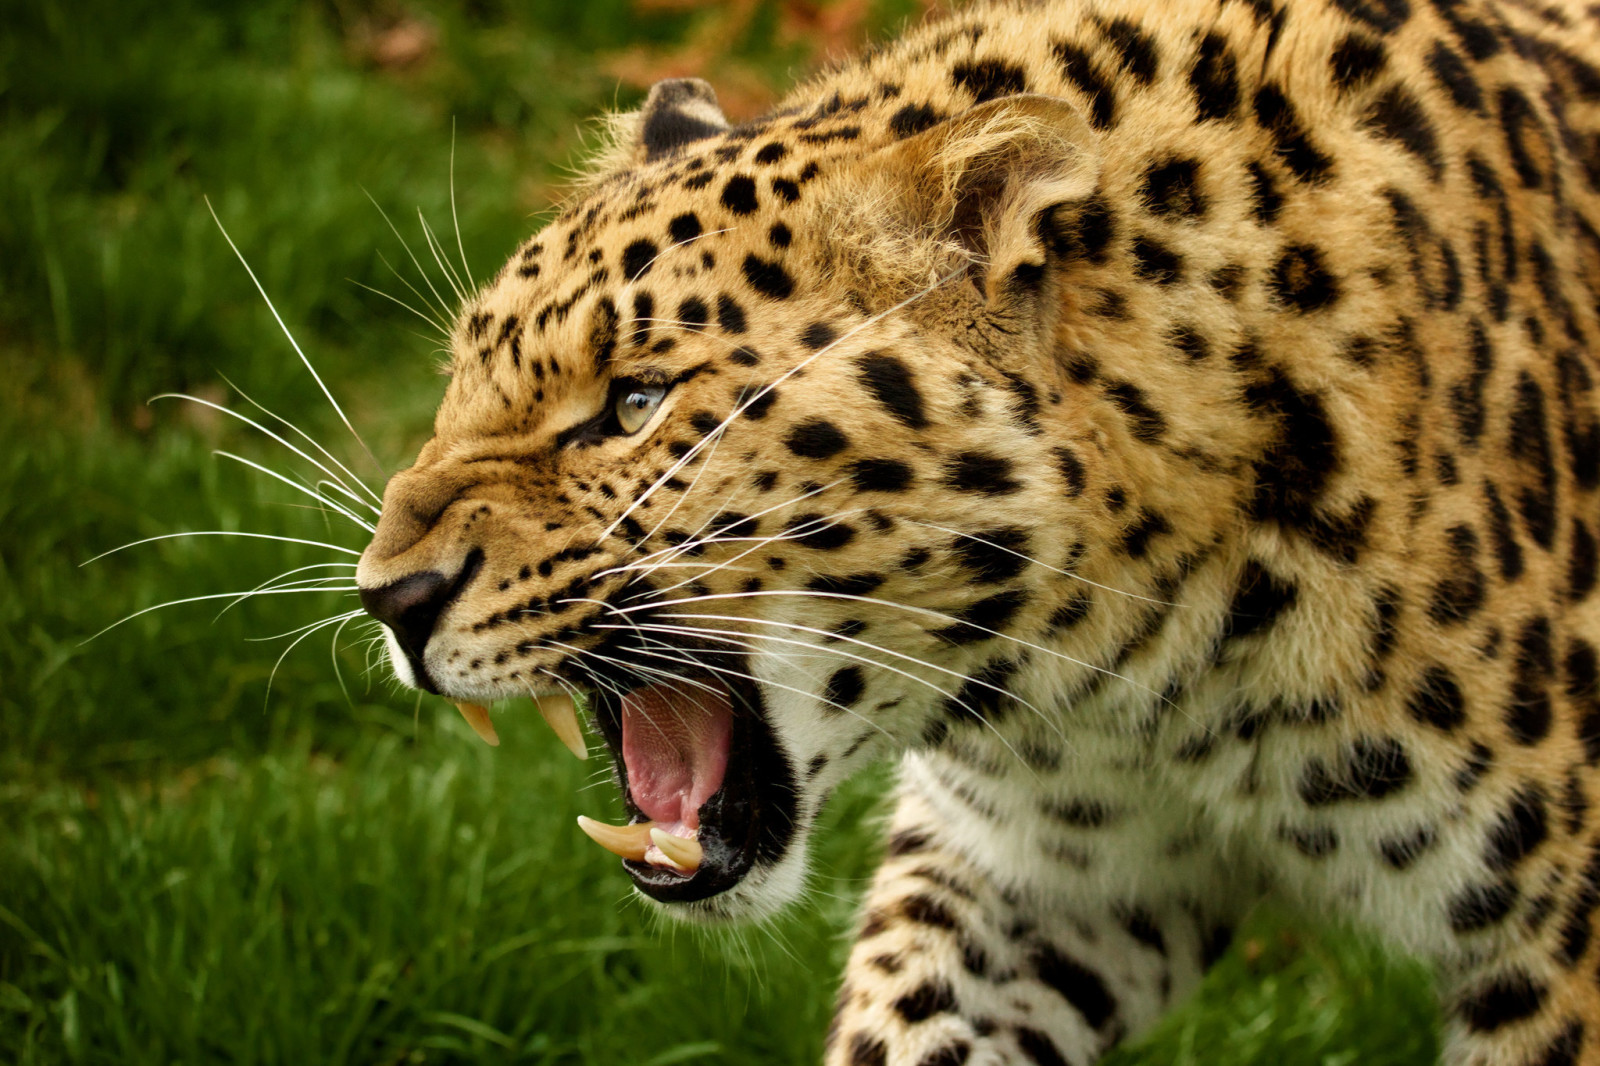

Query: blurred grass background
<box><xmin>0</xmin><ymin>0</ymin><xmax>1439</xmax><ymax>1061</ymax></box>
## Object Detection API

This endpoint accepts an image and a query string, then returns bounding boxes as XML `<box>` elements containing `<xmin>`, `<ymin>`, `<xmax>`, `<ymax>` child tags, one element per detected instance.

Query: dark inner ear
<box><xmin>639</xmin><ymin>78</ymin><xmax>730</xmax><ymax>162</ymax></box>
<box><xmin>897</xmin><ymin>95</ymin><xmax>1100</xmax><ymax>299</ymax></box>
<box><xmin>950</xmin><ymin>172</ymin><xmax>1011</xmax><ymax>292</ymax></box>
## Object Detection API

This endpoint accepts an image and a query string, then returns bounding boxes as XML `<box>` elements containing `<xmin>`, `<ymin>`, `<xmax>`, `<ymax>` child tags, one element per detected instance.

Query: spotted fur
<box><xmin>356</xmin><ymin>0</ymin><xmax>1600</xmax><ymax>1061</ymax></box>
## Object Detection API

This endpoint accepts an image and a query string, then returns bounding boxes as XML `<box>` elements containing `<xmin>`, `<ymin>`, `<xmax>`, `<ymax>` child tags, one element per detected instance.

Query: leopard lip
<box><xmin>587</xmin><ymin>668</ymin><xmax>797</xmax><ymax>903</ymax></box>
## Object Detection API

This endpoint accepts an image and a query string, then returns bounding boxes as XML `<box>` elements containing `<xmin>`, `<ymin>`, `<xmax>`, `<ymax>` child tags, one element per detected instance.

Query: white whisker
<box><xmin>327</xmin><ymin>610</ymin><xmax>369</xmax><ymax>707</ymax></box>
<box><xmin>608</xmin><ymin>619</ymin><xmax>1031</xmax><ymax>766</ymax></box>
<box><xmin>628</xmin><ymin>227</ymin><xmax>734</xmax><ymax>284</ymax></box>
<box><xmin>637</xmin><ymin>377</ymin><xmax>734</xmax><ymax>546</ymax></box>
<box><xmin>449</xmin><ymin>119</ymin><xmax>473</xmax><ymax>282</ymax></box>
<box><xmin>263</xmin><ymin>610</ymin><xmax>364</xmax><ymax>706</ymax></box>
<box><xmin>213</xmin><ymin>451</ymin><xmax>375</xmax><ymax>532</ymax></box>
<box><xmin>628</xmin><ymin>633</ymin><xmax>817</xmax><ymax>681</ymax></box>
<box><xmin>80</xmin><ymin>531</ymin><xmax>361</xmax><ymax>567</ymax></box>
<box><xmin>215</xmin><ymin>375</ymin><xmax>385</xmax><ymax>507</ymax></box>
<box><xmin>365</xmin><ymin>189</ymin><xmax>456</xmax><ymax>325</ymax></box>
<box><xmin>82</xmin><ymin>587</ymin><xmax>359</xmax><ymax>645</ymax></box>
<box><xmin>909</xmin><ymin>520</ymin><xmax>1178</xmax><ymax>608</ymax></box>
<box><xmin>611</xmin><ymin>588</ymin><xmax>1168</xmax><ymax>709</ymax></box>
<box><xmin>204</xmin><ymin>196</ymin><xmax>384</xmax><ymax>477</ymax></box>
<box><xmin>611</xmin><ymin>618</ymin><xmax>1030</xmax><ymax>744</ymax></box>
<box><xmin>627</xmin><ymin>643</ymin><xmax>896</xmax><ymax>742</ymax></box>
<box><xmin>635</xmin><ymin>613</ymin><xmax>1058</xmax><ymax>735</ymax></box>
<box><xmin>418</xmin><ymin>208</ymin><xmax>469</xmax><ymax>303</ymax></box>
<box><xmin>350</xmin><ymin>276</ymin><xmax>452</xmax><ymax>340</ymax></box>
<box><xmin>547</xmin><ymin>638</ymin><xmax>723</xmax><ymax>702</ymax></box>
<box><xmin>375</xmin><ymin>249</ymin><xmax>455</xmax><ymax>334</ymax></box>
<box><xmin>151</xmin><ymin>392</ymin><xmax>381</xmax><ymax>513</ymax></box>
<box><xmin>637</xmin><ymin>499</ymin><xmax>866</xmax><ymax>601</ymax></box>
<box><xmin>216</xmin><ymin>570</ymin><xmax>361</xmax><ymax>619</ymax></box>
<box><xmin>593</xmin><ymin>483</ymin><xmax>853</xmax><ymax>597</ymax></box>
<box><xmin>246</xmin><ymin>608</ymin><xmax>367</xmax><ymax>643</ymax></box>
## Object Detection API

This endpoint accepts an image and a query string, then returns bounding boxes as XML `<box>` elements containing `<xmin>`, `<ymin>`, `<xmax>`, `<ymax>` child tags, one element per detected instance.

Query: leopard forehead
<box><xmin>435</xmin><ymin>30</ymin><xmax>1093</xmax><ymax>443</ymax></box>
<box><xmin>440</xmin><ymin>149</ymin><xmax>835</xmax><ymax>443</ymax></box>
<box><xmin>437</xmin><ymin>109</ymin><xmax>926</xmax><ymax>446</ymax></box>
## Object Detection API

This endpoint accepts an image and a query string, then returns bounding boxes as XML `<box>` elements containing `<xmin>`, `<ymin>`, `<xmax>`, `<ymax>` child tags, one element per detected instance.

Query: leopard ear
<box><xmin>636</xmin><ymin>78</ymin><xmax>730</xmax><ymax>162</ymax></box>
<box><xmin>861</xmin><ymin>94</ymin><xmax>1102</xmax><ymax>300</ymax></box>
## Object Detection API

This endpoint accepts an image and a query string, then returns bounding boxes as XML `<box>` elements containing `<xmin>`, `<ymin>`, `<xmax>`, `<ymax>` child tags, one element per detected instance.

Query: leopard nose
<box><xmin>360</xmin><ymin>570</ymin><xmax>452</xmax><ymax>661</ymax></box>
<box><xmin>359</xmin><ymin>549</ymin><xmax>484</xmax><ymax>686</ymax></box>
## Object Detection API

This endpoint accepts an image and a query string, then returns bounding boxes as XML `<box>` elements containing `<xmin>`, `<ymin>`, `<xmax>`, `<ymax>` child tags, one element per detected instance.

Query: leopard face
<box><xmin>356</xmin><ymin>83</ymin><xmax>1112</xmax><ymax>918</ymax></box>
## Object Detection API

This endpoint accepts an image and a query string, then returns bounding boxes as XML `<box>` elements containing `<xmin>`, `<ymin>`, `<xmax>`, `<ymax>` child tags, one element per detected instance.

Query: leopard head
<box><xmin>356</xmin><ymin>78</ymin><xmax>1105</xmax><ymax>920</ymax></box>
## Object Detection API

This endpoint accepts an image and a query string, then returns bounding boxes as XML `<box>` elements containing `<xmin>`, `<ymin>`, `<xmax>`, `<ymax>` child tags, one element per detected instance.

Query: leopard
<box><xmin>352</xmin><ymin>0</ymin><xmax>1600</xmax><ymax>1061</ymax></box>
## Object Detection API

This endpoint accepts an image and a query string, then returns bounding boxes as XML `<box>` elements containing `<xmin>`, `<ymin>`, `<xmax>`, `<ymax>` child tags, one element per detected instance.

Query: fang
<box><xmin>538</xmin><ymin>692</ymin><xmax>588</xmax><ymax>759</ymax></box>
<box><xmin>577</xmin><ymin>815</ymin><xmax>654</xmax><ymax>860</ymax></box>
<box><xmin>648</xmin><ymin>828</ymin><xmax>703</xmax><ymax>872</ymax></box>
<box><xmin>453</xmin><ymin>701</ymin><xmax>500</xmax><ymax>746</ymax></box>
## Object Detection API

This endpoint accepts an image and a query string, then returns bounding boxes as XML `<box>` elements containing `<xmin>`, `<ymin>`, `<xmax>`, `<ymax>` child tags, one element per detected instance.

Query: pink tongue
<box><xmin>620</xmin><ymin>682</ymin><xmax>733</xmax><ymax>830</ymax></box>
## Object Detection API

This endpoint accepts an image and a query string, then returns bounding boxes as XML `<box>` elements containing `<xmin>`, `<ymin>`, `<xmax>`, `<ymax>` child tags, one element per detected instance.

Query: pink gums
<box><xmin>620</xmin><ymin>682</ymin><xmax>733</xmax><ymax>830</ymax></box>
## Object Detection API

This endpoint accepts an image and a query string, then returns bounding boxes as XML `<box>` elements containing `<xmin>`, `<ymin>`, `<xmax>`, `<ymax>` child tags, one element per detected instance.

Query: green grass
<box><xmin>1</xmin><ymin>730</ymin><xmax>893</xmax><ymax>1065</ymax></box>
<box><xmin>0</xmin><ymin>0</ymin><xmax>1439</xmax><ymax>1061</ymax></box>
<box><xmin>1106</xmin><ymin>921</ymin><xmax>1437</xmax><ymax>1066</ymax></box>
<box><xmin>2</xmin><ymin>737</ymin><xmax>1438</xmax><ymax>1065</ymax></box>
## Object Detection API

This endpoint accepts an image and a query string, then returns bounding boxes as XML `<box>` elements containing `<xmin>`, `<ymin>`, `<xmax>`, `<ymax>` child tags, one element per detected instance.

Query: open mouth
<box><xmin>593</xmin><ymin>672</ymin><xmax>796</xmax><ymax>902</ymax></box>
<box><xmin>458</xmin><ymin>668</ymin><xmax>796</xmax><ymax>904</ymax></box>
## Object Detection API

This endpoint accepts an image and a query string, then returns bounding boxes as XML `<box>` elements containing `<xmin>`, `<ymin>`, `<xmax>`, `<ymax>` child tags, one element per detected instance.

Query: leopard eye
<box><xmin>615</xmin><ymin>383</ymin><xmax>667</xmax><ymax>435</ymax></box>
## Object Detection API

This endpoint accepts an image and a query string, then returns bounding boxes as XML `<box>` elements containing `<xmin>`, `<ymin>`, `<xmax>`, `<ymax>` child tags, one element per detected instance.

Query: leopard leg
<box><xmin>1434</xmin><ymin>941</ymin><xmax>1600</xmax><ymax>1066</ymax></box>
<box><xmin>1429</xmin><ymin>810</ymin><xmax>1600</xmax><ymax>1066</ymax></box>
<box><xmin>1244</xmin><ymin>720</ymin><xmax>1600</xmax><ymax>1066</ymax></box>
<box><xmin>826</xmin><ymin>756</ymin><xmax>1245</xmax><ymax>1066</ymax></box>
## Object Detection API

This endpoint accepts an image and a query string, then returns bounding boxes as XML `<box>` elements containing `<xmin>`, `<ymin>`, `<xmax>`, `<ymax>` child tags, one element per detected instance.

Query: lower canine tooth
<box><xmin>536</xmin><ymin>692</ymin><xmax>587</xmax><ymax>759</ymax></box>
<box><xmin>577</xmin><ymin>816</ymin><xmax>654</xmax><ymax>860</ymax></box>
<box><xmin>453</xmin><ymin>701</ymin><xmax>499</xmax><ymax>746</ymax></box>
<box><xmin>649</xmin><ymin>828</ymin><xmax>703</xmax><ymax>872</ymax></box>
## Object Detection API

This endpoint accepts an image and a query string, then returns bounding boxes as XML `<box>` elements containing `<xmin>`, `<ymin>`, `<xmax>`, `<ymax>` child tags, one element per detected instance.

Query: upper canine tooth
<box><xmin>536</xmin><ymin>692</ymin><xmax>587</xmax><ymax>759</ymax></box>
<box><xmin>453</xmin><ymin>701</ymin><xmax>500</xmax><ymax>746</ymax></box>
<box><xmin>649</xmin><ymin>828</ymin><xmax>703</xmax><ymax>872</ymax></box>
<box><xmin>577</xmin><ymin>815</ymin><xmax>653</xmax><ymax>860</ymax></box>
